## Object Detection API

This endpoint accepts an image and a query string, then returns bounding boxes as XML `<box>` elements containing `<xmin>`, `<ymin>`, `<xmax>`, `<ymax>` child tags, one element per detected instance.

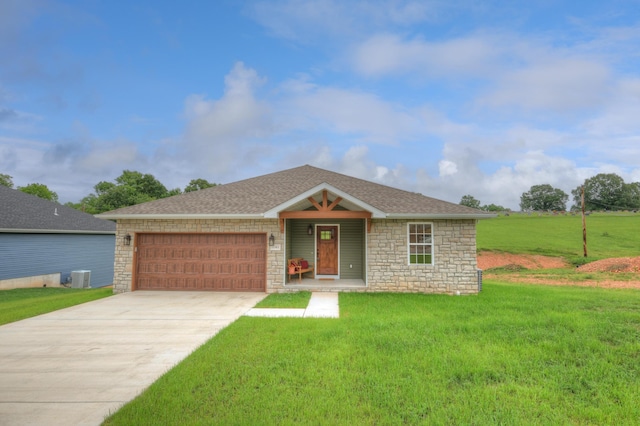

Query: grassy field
<box><xmin>477</xmin><ymin>212</ymin><xmax>640</xmax><ymax>263</ymax></box>
<box><xmin>0</xmin><ymin>287</ymin><xmax>112</xmax><ymax>326</ymax></box>
<box><xmin>104</xmin><ymin>284</ymin><xmax>640</xmax><ymax>425</ymax></box>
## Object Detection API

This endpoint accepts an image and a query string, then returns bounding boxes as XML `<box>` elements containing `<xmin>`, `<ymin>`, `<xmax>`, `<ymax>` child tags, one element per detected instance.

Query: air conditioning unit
<box><xmin>71</xmin><ymin>270</ymin><xmax>91</xmax><ymax>288</ymax></box>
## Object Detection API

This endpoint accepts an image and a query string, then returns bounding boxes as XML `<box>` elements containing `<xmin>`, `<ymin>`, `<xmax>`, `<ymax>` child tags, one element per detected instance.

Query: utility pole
<box><xmin>582</xmin><ymin>185</ymin><xmax>588</xmax><ymax>257</ymax></box>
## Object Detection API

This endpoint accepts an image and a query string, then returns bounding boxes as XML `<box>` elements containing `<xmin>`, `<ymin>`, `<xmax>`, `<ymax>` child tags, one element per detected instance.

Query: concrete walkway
<box><xmin>245</xmin><ymin>292</ymin><xmax>339</xmax><ymax>318</ymax></box>
<box><xmin>0</xmin><ymin>291</ymin><xmax>266</xmax><ymax>426</ymax></box>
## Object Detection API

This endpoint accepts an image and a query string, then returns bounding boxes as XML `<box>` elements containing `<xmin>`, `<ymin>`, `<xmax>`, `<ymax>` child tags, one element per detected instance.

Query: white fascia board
<box><xmin>0</xmin><ymin>228</ymin><xmax>116</xmax><ymax>234</ymax></box>
<box><xmin>386</xmin><ymin>213</ymin><xmax>497</xmax><ymax>220</ymax></box>
<box><xmin>94</xmin><ymin>213</ymin><xmax>265</xmax><ymax>221</ymax></box>
<box><xmin>262</xmin><ymin>183</ymin><xmax>387</xmax><ymax>218</ymax></box>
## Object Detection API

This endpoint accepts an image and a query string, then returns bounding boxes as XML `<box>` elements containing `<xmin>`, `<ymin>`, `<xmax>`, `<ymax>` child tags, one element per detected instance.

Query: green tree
<box><xmin>18</xmin><ymin>183</ymin><xmax>59</xmax><ymax>202</ymax></box>
<box><xmin>482</xmin><ymin>203</ymin><xmax>508</xmax><ymax>212</ymax></box>
<box><xmin>94</xmin><ymin>181</ymin><xmax>116</xmax><ymax>196</ymax></box>
<box><xmin>184</xmin><ymin>178</ymin><xmax>217</xmax><ymax>193</ymax></box>
<box><xmin>71</xmin><ymin>170</ymin><xmax>175</xmax><ymax>214</ymax></box>
<box><xmin>0</xmin><ymin>173</ymin><xmax>13</xmax><ymax>188</ymax></box>
<box><xmin>459</xmin><ymin>194</ymin><xmax>481</xmax><ymax>209</ymax></box>
<box><xmin>92</xmin><ymin>185</ymin><xmax>155</xmax><ymax>213</ymax></box>
<box><xmin>621</xmin><ymin>182</ymin><xmax>640</xmax><ymax>210</ymax></box>
<box><xmin>73</xmin><ymin>194</ymin><xmax>100</xmax><ymax>214</ymax></box>
<box><xmin>167</xmin><ymin>187</ymin><xmax>183</xmax><ymax>196</ymax></box>
<box><xmin>571</xmin><ymin>173</ymin><xmax>639</xmax><ymax>211</ymax></box>
<box><xmin>520</xmin><ymin>184</ymin><xmax>568</xmax><ymax>211</ymax></box>
<box><xmin>115</xmin><ymin>170</ymin><xmax>169</xmax><ymax>199</ymax></box>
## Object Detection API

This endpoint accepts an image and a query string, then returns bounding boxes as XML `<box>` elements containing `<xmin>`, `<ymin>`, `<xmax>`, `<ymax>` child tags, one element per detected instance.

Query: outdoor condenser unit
<box><xmin>477</xmin><ymin>269</ymin><xmax>483</xmax><ymax>292</ymax></box>
<box><xmin>71</xmin><ymin>270</ymin><xmax>91</xmax><ymax>288</ymax></box>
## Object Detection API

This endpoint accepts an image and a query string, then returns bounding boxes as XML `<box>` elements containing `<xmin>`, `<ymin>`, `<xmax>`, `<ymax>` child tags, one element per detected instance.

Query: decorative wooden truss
<box><xmin>278</xmin><ymin>190</ymin><xmax>372</xmax><ymax>232</ymax></box>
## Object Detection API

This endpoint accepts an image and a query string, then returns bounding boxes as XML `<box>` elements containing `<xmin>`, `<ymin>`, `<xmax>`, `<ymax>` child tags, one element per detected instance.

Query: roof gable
<box><xmin>0</xmin><ymin>186</ymin><xmax>116</xmax><ymax>233</ymax></box>
<box><xmin>97</xmin><ymin>165</ymin><xmax>493</xmax><ymax>219</ymax></box>
<box><xmin>263</xmin><ymin>183</ymin><xmax>386</xmax><ymax>219</ymax></box>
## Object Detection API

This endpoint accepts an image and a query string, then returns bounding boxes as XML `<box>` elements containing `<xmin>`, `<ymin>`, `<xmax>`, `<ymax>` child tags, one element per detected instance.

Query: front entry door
<box><xmin>316</xmin><ymin>225</ymin><xmax>338</xmax><ymax>275</ymax></box>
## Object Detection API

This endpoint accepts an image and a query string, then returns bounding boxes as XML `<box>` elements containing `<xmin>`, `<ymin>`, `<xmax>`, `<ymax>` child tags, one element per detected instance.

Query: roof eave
<box><xmin>385</xmin><ymin>213</ymin><xmax>497</xmax><ymax>220</ymax></box>
<box><xmin>95</xmin><ymin>213</ymin><xmax>266</xmax><ymax>220</ymax></box>
<box><xmin>0</xmin><ymin>228</ymin><xmax>116</xmax><ymax>234</ymax></box>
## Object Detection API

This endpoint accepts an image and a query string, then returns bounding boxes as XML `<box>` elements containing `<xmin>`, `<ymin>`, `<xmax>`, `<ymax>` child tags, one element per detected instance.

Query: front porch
<box><xmin>274</xmin><ymin>187</ymin><xmax>373</xmax><ymax>289</ymax></box>
<box><xmin>285</xmin><ymin>278</ymin><xmax>366</xmax><ymax>292</ymax></box>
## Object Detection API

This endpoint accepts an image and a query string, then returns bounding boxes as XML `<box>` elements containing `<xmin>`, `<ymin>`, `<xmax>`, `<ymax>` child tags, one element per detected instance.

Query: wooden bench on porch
<box><xmin>288</xmin><ymin>258</ymin><xmax>314</xmax><ymax>283</ymax></box>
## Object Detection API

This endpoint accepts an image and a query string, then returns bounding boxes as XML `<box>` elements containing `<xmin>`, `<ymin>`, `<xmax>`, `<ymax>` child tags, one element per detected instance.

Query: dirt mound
<box><xmin>478</xmin><ymin>252</ymin><xmax>640</xmax><ymax>289</ymax></box>
<box><xmin>577</xmin><ymin>257</ymin><xmax>640</xmax><ymax>273</ymax></box>
<box><xmin>477</xmin><ymin>252</ymin><xmax>568</xmax><ymax>270</ymax></box>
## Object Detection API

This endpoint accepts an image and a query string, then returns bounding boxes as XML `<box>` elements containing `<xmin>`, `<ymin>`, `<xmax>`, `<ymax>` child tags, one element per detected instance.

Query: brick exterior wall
<box><xmin>113</xmin><ymin>218</ymin><xmax>479</xmax><ymax>295</ymax></box>
<box><xmin>366</xmin><ymin>219</ymin><xmax>479</xmax><ymax>295</ymax></box>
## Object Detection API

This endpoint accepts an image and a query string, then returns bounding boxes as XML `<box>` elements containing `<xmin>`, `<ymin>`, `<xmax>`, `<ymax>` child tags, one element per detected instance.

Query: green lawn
<box><xmin>104</xmin><ymin>283</ymin><xmax>640</xmax><ymax>425</ymax></box>
<box><xmin>478</xmin><ymin>212</ymin><xmax>640</xmax><ymax>263</ymax></box>
<box><xmin>254</xmin><ymin>290</ymin><xmax>311</xmax><ymax>308</ymax></box>
<box><xmin>0</xmin><ymin>287</ymin><xmax>112</xmax><ymax>326</ymax></box>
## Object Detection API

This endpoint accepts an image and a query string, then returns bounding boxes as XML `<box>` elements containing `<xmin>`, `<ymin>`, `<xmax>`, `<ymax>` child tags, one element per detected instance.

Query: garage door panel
<box><xmin>136</xmin><ymin>233</ymin><xmax>266</xmax><ymax>291</ymax></box>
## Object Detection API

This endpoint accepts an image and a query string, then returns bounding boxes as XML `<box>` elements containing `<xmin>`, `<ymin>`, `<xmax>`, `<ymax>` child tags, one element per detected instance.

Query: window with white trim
<box><xmin>408</xmin><ymin>223</ymin><xmax>433</xmax><ymax>265</ymax></box>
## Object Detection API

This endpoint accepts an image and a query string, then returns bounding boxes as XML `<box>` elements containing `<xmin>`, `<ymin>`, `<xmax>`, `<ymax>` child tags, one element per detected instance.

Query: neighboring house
<box><xmin>98</xmin><ymin>165</ymin><xmax>493</xmax><ymax>295</ymax></box>
<box><xmin>0</xmin><ymin>186</ymin><xmax>116</xmax><ymax>288</ymax></box>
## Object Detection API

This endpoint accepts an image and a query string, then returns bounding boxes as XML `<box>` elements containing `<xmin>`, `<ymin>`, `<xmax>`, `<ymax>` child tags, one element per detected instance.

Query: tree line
<box><xmin>460</xmin><ymin>173</ymin><xmax>640</xmax><ymax>212</ymax></box>
<box><xmin>5</xmin><ymin>171</ymin><xmax>638</xmax><ymax>215</ymax></box>
<box><xmin>0</xmin><ymin>171</ymin><xmax>216</xmax><ymax>214</ymax></box>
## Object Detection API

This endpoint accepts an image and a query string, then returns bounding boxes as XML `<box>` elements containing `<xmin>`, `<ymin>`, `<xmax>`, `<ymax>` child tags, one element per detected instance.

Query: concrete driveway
<box><xmin>0</xmin><ymin>291</ymin><xmax>266</xmax><ymax>426</ymax></box>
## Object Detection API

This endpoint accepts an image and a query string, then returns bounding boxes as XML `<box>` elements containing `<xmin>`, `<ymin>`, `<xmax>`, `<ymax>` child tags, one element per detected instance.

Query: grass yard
<box><xmin>0</xmin><ymin>287</ymin><xmax>112</xmax><ymax>326</ymax></box>
<box><xmin>477</xmin><ymin>212</ymin><xmax>640</xmax><ymax>263</ymax></box>
<box><xmin>104</xmin><ymin>283</ymin><xmax>640</xmax><ymax>425</ymax></box>
<box><xmin>254</xmin><ymin>290</ymin><xmax>312</xmax><ymax>308</ymax></box>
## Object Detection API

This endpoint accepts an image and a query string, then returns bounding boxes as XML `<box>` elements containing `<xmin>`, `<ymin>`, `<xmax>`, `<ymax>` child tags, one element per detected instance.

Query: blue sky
<box><xmin>1</xmin><ymin>0</ymin><xmax>639</xmax><ymax>209</ymax></box>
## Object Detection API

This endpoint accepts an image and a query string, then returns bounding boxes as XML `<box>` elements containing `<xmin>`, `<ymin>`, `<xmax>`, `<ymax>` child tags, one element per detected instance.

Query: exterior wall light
<box><xmin>307</xmin><ymin>224</ymin><xmax>313</xmax><ymax>235</ymax></box>
<box><xmin>269</xmin><ymin>233</ymin><xmax>275</xmax><ymax>246</ymax></box>
<box><xmin>124</xmin><ymin>234</ymin><xmax>132</xmax><ymax>246</ymax></box>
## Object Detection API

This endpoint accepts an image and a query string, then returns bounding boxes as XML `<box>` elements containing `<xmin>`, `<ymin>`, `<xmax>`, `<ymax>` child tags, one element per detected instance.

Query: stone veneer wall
<box><xmin>113</xmin><ymin>218</ymin><xmax>479</xmax><ymax>295</ymax></box>
<box><xmin>113</xmin><ymin>219</ymin><xmax>283</xmax><ymax>293</ymax></box>
<box><xmin>367</xmin><ymin>219</ymin><xmax>479</xmax><ymax>295</ymax></box>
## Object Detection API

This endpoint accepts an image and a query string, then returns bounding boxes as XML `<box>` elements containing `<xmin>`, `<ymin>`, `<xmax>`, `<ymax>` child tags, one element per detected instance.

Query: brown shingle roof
<box><xmin>97</xmin><ymin>165</ymin><xmax>491</xmax><ymax>219</ymax></box>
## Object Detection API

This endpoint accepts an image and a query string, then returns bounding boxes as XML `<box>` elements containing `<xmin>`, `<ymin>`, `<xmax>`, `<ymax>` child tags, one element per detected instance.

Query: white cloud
<box><xmin>0</xmin><ymin>107</ymin><xmax>41</xmax><ymax>132</ymax></box>
<box><xmin>302</xmin><ymin>144</ymin><xmax>413</xmax><ymax>191</ymax></box>
<box><xmin>0</xmin><ymin>137</ymin><xmax>48</xmax><ymax>178</ymax></box>
<box><xmin>438</xmin><ymin>160</ymin><xmax>458</xmax><ymax>177</ymax></box>
<box><xmin>583</xmin><ymin>78</ymin><xmax>640</xmax><ymax>136</ymax></box>
<box><xmin>0</xmin><ymin>134</ymin><xmax>156</xmax><ymax>203</ymax></box>
<box><xmin>248</xmin><ymin>0</ymin><xmax>439</xmax><ymax>44</ymax></box>
<box><xmin>180</xmin><ymin>62</ymin><xmax>274</xmax><ymax>177</ymax></box>
<box><xmin>352</xmin><ymin>33</ymin><xmax>498</xmax><ymax>78</ymax></box>
<box><xmin>351</xmin><ymin>31</ymin><xmax>617</xmax><ymax>115</ymax></box>
<box><xmin>284</xmin><ymin>85</ymin><xmax>422</xmax><ymax>144</ymax></box>
<box><xmin>279</xmin><ymin>78</ymin><xmax>468</xmax><ymax>145</ymax></box>
<box><xmin>78</xmin><ymin>143</ymin><xmax>140</xmax><ymax>173</ymax></box>
<box><xmin>483</xmin><ymin>59</ymin><xmax>611</xmax><ymax>111</ymax></box>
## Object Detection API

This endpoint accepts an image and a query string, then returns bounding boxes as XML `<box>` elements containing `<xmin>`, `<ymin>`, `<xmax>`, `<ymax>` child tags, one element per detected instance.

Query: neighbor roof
<box><xmin>97</xmin><ymin>165</ymin><xmax>493</xmax><ymax>220</ymax></box>
<box><xmin>0</xmin><ymin>185</ymin><xmax>116</xmax><ymax>233</ymax></box>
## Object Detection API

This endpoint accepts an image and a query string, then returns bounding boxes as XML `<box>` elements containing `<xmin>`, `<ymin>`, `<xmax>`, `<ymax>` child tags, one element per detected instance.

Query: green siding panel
<box><xmin>287</xmin><ymin>219</ymin><xmax>365</xmax><ymax>279</ymax></box>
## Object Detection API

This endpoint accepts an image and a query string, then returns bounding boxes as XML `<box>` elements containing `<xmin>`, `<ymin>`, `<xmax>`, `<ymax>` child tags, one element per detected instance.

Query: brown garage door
<box><xmin>135</xmin><ymin>233</ymin><xmax>266</xmax><ymax>291</ymax></box>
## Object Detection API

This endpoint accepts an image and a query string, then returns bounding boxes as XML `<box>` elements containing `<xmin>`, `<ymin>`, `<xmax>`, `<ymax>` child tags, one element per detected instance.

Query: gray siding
<box><xmin>0</xmin><ymin>234</ymin><xmax>115</xmax><ymax>287</ymax></box>
<box><xmin>338</xmin><ymin>219</ymin><xmax>365</xmax><ymax>279</ymax></box>
<box><xmin>287</xmin><ymin>220</ymin><xmax>316</xmax><ymax>266</ymax></box>
<box><xmin>287</xmin><ymin>219</ymin><xmax>365</xmax><ymax>280</ymax></box>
